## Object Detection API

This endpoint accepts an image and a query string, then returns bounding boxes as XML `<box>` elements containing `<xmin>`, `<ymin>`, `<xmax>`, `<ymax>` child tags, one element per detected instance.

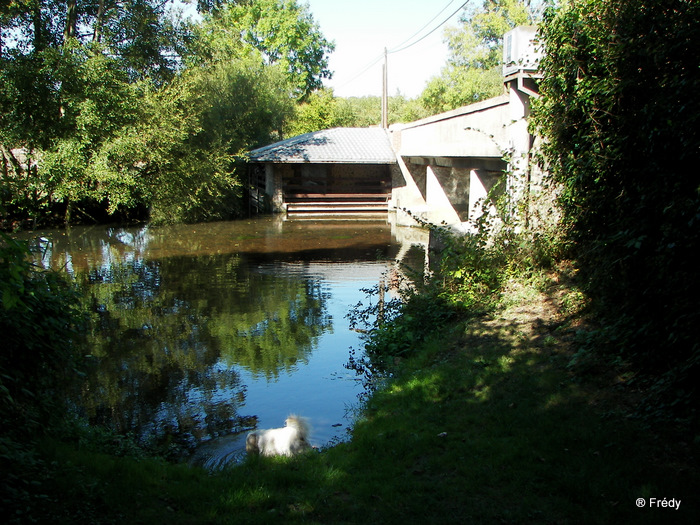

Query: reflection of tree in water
<box><xmin>212</xmin><ymin>275</ymin><xmax>332</xmax><ymax>380</ymax></box>
<box><xmin>72</xmin><ymin>251</ymin><xmax>330</xmax><ymax>452</ymax></box>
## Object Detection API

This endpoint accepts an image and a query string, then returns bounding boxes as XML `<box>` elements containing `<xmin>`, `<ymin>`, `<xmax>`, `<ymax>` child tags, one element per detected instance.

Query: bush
<box><xmin>0</xmin><ymin>234</ymin><xmax>85</xmax><ymax>433</ymax></box>
<box><xmin>0</xmin><ymin>233</ymin><xmax>86</xmax><ymax>520</ymax></box>
<box><xmin>347</xmin><ymin>201</ymin><xmax>565</xmax><ymax>381</ymax></box>
<box><xmin>533</xmin><ymin>0</ymin><xmax>700</xmax><ymax>427</ymax></box>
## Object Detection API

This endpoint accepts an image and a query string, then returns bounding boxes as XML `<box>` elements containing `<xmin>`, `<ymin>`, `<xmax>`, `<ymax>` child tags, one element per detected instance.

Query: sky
<box><xmin>302</xmin><ymin>0</ymin><xmax>468</xmax><ymax>98</ymax></box>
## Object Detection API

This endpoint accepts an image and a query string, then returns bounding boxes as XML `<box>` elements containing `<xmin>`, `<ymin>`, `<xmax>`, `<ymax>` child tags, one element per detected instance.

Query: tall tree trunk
<box><xmin>64</xmin><ymin>0</ymin><xmax>78</xmax><ymax>41</ymax></box>
<box><xmin>32</xmin><ymin>2</ymin><xmax>45</xmax><ymax>52</ymax></box>
<box><xmin>65</xmin><ymin>197</ymin><xmax>73</xmax><ymax>225</ymax></box>
<box><xmin>94</xmin><ymin>0</ymin><xmax>106</xmax><ymax>42</ymax></box>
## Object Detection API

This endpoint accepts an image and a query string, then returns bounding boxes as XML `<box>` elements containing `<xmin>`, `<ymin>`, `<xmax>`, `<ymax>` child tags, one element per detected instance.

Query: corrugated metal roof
<box><xmin>248</xmin><ymin>127</ymin><xmax>397</xmax><ymax>164</ymax></box>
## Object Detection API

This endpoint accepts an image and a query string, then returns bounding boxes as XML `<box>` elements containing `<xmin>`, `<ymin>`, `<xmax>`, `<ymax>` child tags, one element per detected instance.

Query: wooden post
<box><xmin>381</xmin><ymin>48</ymin><xmax>388</xmax><ymax>129</ymax></box>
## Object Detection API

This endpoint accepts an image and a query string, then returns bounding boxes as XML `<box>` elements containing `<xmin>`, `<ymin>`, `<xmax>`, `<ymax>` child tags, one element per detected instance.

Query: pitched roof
<box><xmin>248</xmin><ymin>127</ymin><xmax>396</xmax><ymax>164</ymax></box>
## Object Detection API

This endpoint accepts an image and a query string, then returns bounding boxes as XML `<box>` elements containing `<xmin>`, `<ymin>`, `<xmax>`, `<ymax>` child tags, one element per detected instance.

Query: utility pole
<box><xmin>381</xmin><ymin>47</ymin><xmax>388</xmax><ymax>129</ymax></box>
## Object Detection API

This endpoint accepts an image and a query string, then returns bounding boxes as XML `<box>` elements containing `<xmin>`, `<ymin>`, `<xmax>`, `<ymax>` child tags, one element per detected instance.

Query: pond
<box><xmin>19</xmin><ymin>215</ymin><xmax>428</xmax><ymax>468</ymax></box>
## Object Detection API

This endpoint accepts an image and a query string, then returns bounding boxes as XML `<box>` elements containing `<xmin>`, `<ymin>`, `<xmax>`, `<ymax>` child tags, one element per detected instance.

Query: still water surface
<box><xmin>20</xmin><ymin>216</ymin><xmax>428</xmax><ymax>468</ymax></box>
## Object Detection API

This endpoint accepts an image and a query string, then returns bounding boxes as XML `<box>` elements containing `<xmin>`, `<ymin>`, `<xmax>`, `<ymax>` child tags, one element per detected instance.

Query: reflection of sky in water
<box><xmin>239</xmin><ymin>261</ymin><xmax>391</xmax><ymax>447</ymax></box>
<box><xmin>15</xmin><ymin>217</ymin><xmax>428</xmax><ymax>465</ymax></box>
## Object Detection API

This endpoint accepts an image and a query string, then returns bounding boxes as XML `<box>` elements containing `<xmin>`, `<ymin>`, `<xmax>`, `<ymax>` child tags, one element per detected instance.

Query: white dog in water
<box><xmin>245</xmin><ymin>415</ymin><xmax>311</xmax><ymax>457</ymax></box>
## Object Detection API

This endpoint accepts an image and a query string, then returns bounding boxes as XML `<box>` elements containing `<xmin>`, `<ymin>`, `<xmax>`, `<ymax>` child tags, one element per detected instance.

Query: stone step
<box><xmin>286</xmin><ymin>193</ymin><xmax>390</xmax><ymax>202</ymax></box>
<box><xmin>286</xmin><ymin>201</ymin><xmax>388</xmax><ymax>213</ymax></box>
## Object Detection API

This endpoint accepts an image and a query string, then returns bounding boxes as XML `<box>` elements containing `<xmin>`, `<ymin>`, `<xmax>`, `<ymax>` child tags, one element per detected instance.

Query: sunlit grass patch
<box><xmin>28</xmin><ymin>272</ymin><xmax>700</xmax><ymax>524</ymax></box>
<box><xmin>223</xmin><ymin>484</ymin><xmax>273</xmax><ymax>509</ymax></box>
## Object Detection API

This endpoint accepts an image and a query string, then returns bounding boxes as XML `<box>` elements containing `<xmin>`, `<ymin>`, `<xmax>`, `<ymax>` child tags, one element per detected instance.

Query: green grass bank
<box><xmin>27</xmin><ymin>270</ymin><xmax>699</xmax><ymax>524</ymax></box>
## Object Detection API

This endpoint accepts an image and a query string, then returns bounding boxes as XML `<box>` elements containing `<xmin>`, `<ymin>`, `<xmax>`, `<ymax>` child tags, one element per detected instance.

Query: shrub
<box><xmin>0</xmin><ymin>234</ymin><xmax>85</xmax><ymax>434</ymax></box>
<box><xmin>0</xmin><ymin>233</ymin><xmax>86</xmax><ymax>520</ymax></box>
<box><xmin>533</xmin><ymin>0</ymin><xmax>700</xmax><ymax>426</ymax></box>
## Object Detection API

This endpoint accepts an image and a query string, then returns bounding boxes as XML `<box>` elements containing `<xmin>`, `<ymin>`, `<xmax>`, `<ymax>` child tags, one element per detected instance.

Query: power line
<box><xmin>388</xmin><ymin>0</ymin><xmax>459</xmax><ymax>53</ymax></box>
<box><xmin>333</xmin><ymin>0</ymin><xmax>468</xmax><ymax>93</ymax></box>
<box><xmin>334</xmin><ymin>52</ymin><xmax>385</xmax><ymax>92</ymax></box>
<box><xmin>389</xmin><ymin>0</ymin><xmax>469</xmax><ymax>55</ymax></box>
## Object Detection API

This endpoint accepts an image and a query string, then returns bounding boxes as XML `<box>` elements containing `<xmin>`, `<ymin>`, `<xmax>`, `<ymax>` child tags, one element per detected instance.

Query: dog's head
<box><xmin>285</xmin><ymin>415</ymin><xmax>310</xmax><ymax>438</ymax></box>
<box><xmin>245</xmin><ymin>432</ymin><xmax>260</xmax><ymax>455</ymax></box>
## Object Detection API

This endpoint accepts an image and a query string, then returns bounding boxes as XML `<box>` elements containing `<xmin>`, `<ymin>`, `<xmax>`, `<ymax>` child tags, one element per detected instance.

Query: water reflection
<box><xmin>19</xmin><ymin>216</ymin><xmax>428</xmax><ymax>463</ymax></box>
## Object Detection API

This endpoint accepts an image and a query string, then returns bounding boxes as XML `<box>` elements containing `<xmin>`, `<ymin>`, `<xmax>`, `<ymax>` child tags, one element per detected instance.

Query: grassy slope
<box><xmin>37</xmin><ymin>272</ymin><xmax>698</xmax><ymax>524</ymax></box>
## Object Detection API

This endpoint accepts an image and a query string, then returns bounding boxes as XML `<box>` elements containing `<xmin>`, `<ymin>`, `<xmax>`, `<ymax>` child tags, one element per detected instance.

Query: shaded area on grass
<box><xmin>32</xmin><ymin>274</ymin><xmax>699</xmax><ymax>524</ymax></box>
<box><xmin>312</xmin><ymin>307</ymin><xmax>697</xmax><ymax>524</ymax></box>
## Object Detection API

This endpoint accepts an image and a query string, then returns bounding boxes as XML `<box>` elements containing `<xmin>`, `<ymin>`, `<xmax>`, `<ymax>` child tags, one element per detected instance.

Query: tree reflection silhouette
<box><xmin>72</xmin><ymin>251</ymin><xmax>330</xmax><ymax>454</ymax></box>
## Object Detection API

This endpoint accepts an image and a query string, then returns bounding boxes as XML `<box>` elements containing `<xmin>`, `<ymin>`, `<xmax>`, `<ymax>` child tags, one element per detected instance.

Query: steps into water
<box><xmin>285</xmin><ymin>193</ymin><xmax>389</xmax><ymax>215</ymax></box>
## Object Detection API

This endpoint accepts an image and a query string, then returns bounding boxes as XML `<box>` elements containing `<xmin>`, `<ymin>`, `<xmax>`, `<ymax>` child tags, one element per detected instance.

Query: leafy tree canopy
<box><xmin>420</xmin><ymin>0</ymin><xmax>539</xmax><ymax>113</ymax></box>
<box><xmin>1</xmin><ymin>0</ymin><xmax>329</xmax><ymax>226</ymax></box>
<box><xmin>190</xmin><ymin>0</ymin><xmax>334</xmax><ymax>100</ymax></box>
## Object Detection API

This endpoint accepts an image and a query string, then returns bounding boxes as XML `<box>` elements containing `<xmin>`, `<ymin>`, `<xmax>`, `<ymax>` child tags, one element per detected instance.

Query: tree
<box><xmin>335</xmin><ymin>96</ymin><xmax>383</xmax><ymax>128</ymax></box>
<box><xmin>0</xmin><ymin>1</ymin><xmax>183</xmax><ymax>82</ymax></box>
<box><xmin>143</xmin><ymin>56</ymin><xmax>294</xmax><ymax>223</ymax></box>
<box><xmin>1</xmin><ymin>0</ymin><xmax>315</xmax><ymax>226</ymax></box>
<box><xmin>420</xmin><ymin>0</ymin><xmax>537</xmax><ymax>113</ymax></box>
<box><xmin>93</xmin><ymin>54</ymin><xmax>295</xmax><ymax>224</ymax></box>
<box><xmin>189</xmin><ymin>0</ymin><xmax>334</xmax><ymax>100</ymax></box>
<box><xmin>44</xmin><ymin>44</ymin><xmax>143</xmax><ymax>223</ymax></box>
<box><xmin>0</xmin><ymin>0</ymin><xmax>186</xmax><ymax>225</ymax></box>
<box><xmin>533</xmin><ymin>0</ymin><xmax>700</xmax><ymax>424</ymax></box>
<box><xmin>283</xmin><ymin>89</ymin><xmax>433</xmax><ymax>137</ymax></box>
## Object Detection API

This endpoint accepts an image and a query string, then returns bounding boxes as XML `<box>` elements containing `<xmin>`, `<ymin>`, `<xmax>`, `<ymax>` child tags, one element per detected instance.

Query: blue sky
<box><xmin>303</xmin><ymin>0</ymin><xmax>467</xmax><ymax>98</ymax></box>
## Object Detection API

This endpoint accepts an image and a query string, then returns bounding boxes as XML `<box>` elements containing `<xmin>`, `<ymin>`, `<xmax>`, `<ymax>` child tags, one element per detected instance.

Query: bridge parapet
<box><xmin>387</xmin><ymin>23</ymin><xmax>542</xmax><ymax>231</ymax></box>
<box><xmin>391</xmin><ymin>95</ymin><xmax>510</xmax><ymax>159</ymax></box>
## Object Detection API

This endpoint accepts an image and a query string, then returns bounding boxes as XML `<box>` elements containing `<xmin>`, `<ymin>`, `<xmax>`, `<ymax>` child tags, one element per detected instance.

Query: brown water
<box><xmin>19</xmin><ymin>215</ymin><xmax>428</xmax><ymax>468</ymax></box>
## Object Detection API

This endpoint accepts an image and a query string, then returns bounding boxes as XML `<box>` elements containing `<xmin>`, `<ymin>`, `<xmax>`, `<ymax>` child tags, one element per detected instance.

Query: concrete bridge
<box><xmin>248</xmin><ymin>26</ymin><xmax>543</xmax><ymax>232</ymax></box>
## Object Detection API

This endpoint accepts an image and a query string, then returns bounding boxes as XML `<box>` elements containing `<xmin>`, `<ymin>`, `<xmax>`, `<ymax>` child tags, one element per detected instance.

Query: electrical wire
<box><xmin>388</xmin><ymin>0</ymin><xmax>459</xmax><ymax>53</ymax></box>
<box><xmin>332</xmin><ymin>0</ymin><xmax>469</xmax><ymax>93</ymax></box>
<box><xmin>389</xmin><ymin>0</ymin><xmax>469</xmax><ymax>55</ymax></box>
<box><xmin>334</xmin><ymin>52</ymin><xmax>386</xmax><ymax>92</ymax></box>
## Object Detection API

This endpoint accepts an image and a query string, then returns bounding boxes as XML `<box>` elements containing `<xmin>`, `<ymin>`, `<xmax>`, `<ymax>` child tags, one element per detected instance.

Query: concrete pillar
<box><xmin>507</xmin><ymin>81</ymin><xmax>532</xmax><ymax>226</ymax></box>
<box><xmin>392</xmin><ymin>156</ymin><xmax>429</xmax><ymax>226</ymax></box>
<box><xmin>426</xmin><ymin>165</ymin><xmax>460</xmax><ymax>226</ymax></box>
<box><xmin>265</xmin><ymin>164</ymin><xmax>284</xmax><ymax>212</ymax></box>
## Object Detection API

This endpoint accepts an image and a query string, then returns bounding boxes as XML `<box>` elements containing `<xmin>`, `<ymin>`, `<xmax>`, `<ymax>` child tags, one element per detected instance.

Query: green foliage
<box><xmin>533</xmin><ymin>0</ymin><xmax>700</xmax><ymax>424</ymax></box>
<box><xmin>387</xmin><ymin>92</ymin><xmax>432</xmax><ymax>124</ymax></box>
<box><xmin>350</xmin><ymin>172</ymin><xmax>567</xmax><ymax>379</ymax></box>
<box><xmin>24</xmin><ymin>282</ymin><xmax>700</xmax><ymax>523</ymax></box>
<box><xmin>457</xmin><ymin>0</ymin><xmax>534</xmax><ymax>68</ymax></box>
<box><xmin>0</xmin><ymin>233</ymin><xmax>87</xmax><ymax>521</ymax></box>
<box><xmin>420</xmin><ymin>0</ymin><xmax>536</xmax><ymax>113</ymax></box>
<box><xmin>0</xmin><ymin>1</ymin><xmax>179</xmax><ymax>225</ymax></box>
<box><xmin>1</xmin><ymin>0</ymin><xmax>329</xmax><ymax>227</ymax></box>
<box><xmin>0</xmin><ymin>234</ymin><xmax>85</xmax><ymax>432</ymax></box>
<box><xmin>284</xmin><ymin>90</ymin><xmax>431</xmax><ymax>135</ymax></box>
<box><xmin>347</xmin><ymin>282</ymin><xmax>461</xmax><ymax>379</ymax></box>
<box><xmin>0</xmin><ymin>39</ymin><xmax>146</xmax><ymax>224</ymax></box>
<box><xmin>129</xmin><ymin>57</ymin><xmax>294</xmax><ymax>224</ymax></box>
<box><xmin>0</xmin><ymin>51</ymin><xmax>63</xmax><ymax>150</ymax></box>
<box><xmin>421</xmin><ymin>65</ymin><xmax>503</xmax><ymax>114</ymax></box>
<box><xmin>346</xmin><ymin>221</ymin><xmax>496</xmax><ymax>377</ymax></box>
<box><xmin>284</xmin><ymin>89</ymin><xmax>351</xmax><ymax>136</ymax></box>
<box><xmin>191</xmin><ymin>0</ymin><xmax>334</xmax><ymax>101</ymax></box>
<box><xmin>336</xmin><ymin>96</ymin><xmax>384</xmax><ymax>128</ymax></box>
